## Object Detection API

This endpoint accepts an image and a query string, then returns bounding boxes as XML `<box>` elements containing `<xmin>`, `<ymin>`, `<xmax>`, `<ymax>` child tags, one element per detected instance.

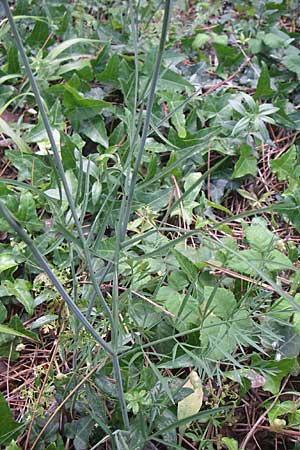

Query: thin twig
<box><xmin>241</xmin><ymin>376</ymin><xmax>290</xmax><ymax>449</ymax></box>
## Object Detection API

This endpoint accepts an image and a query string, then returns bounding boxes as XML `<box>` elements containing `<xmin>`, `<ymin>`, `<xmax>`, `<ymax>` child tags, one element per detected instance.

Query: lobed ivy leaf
<box><xmin>232</xmin><ymin>144</ymin><xmax>257</xmax><ymax>178</ymax></box>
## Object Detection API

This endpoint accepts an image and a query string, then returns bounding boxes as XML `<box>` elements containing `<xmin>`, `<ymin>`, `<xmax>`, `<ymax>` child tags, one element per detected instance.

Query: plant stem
<box><xmin>1</xmin><ymin>0</ymin><xmax>113</xmax><ymax>324</ymax></box>
<box><xmin>1</xmin><ymin>1</ymin><xmax>129</xmax><ymax>429</ymax></box>
<box><xmin>0</xmin><ymin>200</ymin><xmax>114</xmax><ymax>356</ymax></box>
<box><xmin>120</xmin><ymin>0</ymin><xmax>172</xmax><ymax>240</ymax></box>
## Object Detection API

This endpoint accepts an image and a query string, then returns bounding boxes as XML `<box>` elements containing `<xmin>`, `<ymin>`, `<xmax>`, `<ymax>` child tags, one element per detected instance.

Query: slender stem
<box><xmin>1</xmin><ymin>1</ymin><xmax>130</xmax><ymax>428</ymax></box>
<box><xmin>2</xmin><ymin>0</ymin><xmax>113</xmax><ymax>324</ymax></box>
<box><xmin>0</xmin><ymin>200</ymin><xmax>115</xmax><ymax>357</ymax></box>
<box><xmin>0</xmin><ymin>200</ymin><xmax>130</xmax><ymax>427</ymax></box>
<box><xmin>112</xmin><ymin>356</ymin><xmax>130</xmax><ymax>429</ymax></box>
<box><xmin>129</xmin><ymin>0</ymin><xmax>139</xmax><ymax>147</ymax></box>
<box><xmin>2</xmin><ymin>0</ymin><xmax>83</xmax><ymax>242</ymax></box>
<box><xmin>120</xmin><ymin>0</ymin><xmax>172</xmax><ymax>240</ymax></box>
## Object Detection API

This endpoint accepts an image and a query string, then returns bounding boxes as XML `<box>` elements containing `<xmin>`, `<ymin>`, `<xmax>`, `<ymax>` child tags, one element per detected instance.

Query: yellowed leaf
<box><xmin>177</xmin><ymin>371</ymin><xmax>203</xmax><ymax>434</ymax></box>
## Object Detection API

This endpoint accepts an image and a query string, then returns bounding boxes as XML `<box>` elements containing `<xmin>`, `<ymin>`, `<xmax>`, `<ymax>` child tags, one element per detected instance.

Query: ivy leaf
<box><xmin>270</xmin><ymin>145</ymin><xmax>297</xmax><ymax>181</ymax></box>
<box><xmin>252</xmin><ymin>355</ymin><xmax>295</xmax><ymax>394</ymax></box>
<box><xmin>0</xmin><ymin>393</ymin><xmax>20</xmax><ymax>445</ymax></box>
<box><xmin>232</xmin><ymin>144</ymin><xmax>257</xmax><ymax>178</ymax></box>
<box><xmin>254</xmin><ymin>62</ymin><xmax>274</xmax><ymax>99</ymax></box>
<box><xmin>268</xmin><ymin>400</ymin><xmax>295</xmax><ymax>423</ymax></box>
<box><xmin>96</xmin><ymin>54</ymin><xmax>120</xmax><ymax>86</ymax></box>
<box><xmin>213</xmin><ymin>43</ymin><xmax>243</xmax><ymax>71</ymax></box>
<box><xmin>282</xmin><ymin>48</ymin><xmax>300</xmax><ymax>80</ymax></box>
<box><xmin>63</xmin><ymin>84</ymin><xmax>112</xmax><ymax>127</ymax></box>
<box><xmin>82</xmin><ymin>117</ymin><xmax>108</xmax><ymax>148</ymax></box>
<box><xmin>263</xmin><ymin>361</ymin><xmax>295</xmax><ymax>395</ymax></box>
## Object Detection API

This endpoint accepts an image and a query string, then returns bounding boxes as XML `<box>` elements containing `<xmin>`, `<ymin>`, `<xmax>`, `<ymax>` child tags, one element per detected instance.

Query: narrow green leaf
<box><xmin>0</xmin><ymin>324</ymin><xmax>36</xmax><ymax>341</ymax></box>
<box><xmin>0</xmin><ymin>118</ymin><xmax>31</xmax><ymax>153</ymax></box>
<box><xmin>46</xmin><ymin>38</ymin><xmax>99</xmax><ymax>61</ymax></box>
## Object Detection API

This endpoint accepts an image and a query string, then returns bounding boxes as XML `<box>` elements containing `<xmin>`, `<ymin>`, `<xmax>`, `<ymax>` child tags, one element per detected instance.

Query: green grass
<box><xmin>0</xmin><ymin>1</ymin><xmax>300</xmax><ymax>449</ymax></box>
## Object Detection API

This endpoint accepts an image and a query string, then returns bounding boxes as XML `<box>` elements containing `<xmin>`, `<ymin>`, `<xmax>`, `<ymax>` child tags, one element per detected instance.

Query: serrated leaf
<box><xmin>156</xmin><ymin>286</ymin><xmax>199</xmax><ymax>328</ymax></box>
<box><xmin>228</xmin><ymin>248</ymin><xmax>262</xmax><ymax>276</ymax></box>
<box><xmin>245</xmin><ymin>224</ymin><xmax>274</xmax><ymax>252</ymax></box>
<box><xmin>204</xmin><ymin>286</ymin><xmax>236</xmax><ymax>319</ymax></box>
<box><xmin>263</xmin><ymin>32</ymin><xmax>291</xmax><ymax>49</ymax></box>
<box><xmin>266</xmin><ymin>250</ymin><xmax>293</xmax><ymax>271</ymax></box>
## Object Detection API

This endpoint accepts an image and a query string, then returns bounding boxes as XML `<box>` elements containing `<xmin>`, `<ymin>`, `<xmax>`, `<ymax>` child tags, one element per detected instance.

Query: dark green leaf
<box><xmin>254</xmin><ymin>62</ymin><xmax>274</xmax><ymax>99</ymax></box>
<box><xmin>0</xmin><ymin>393</ymin><xmax>20</xmax><ymax>445</ymax></box>
<box><xmin>232</xmin><ymin>144</ymin><xmax>257</xmax><ymax>178</ymax></box>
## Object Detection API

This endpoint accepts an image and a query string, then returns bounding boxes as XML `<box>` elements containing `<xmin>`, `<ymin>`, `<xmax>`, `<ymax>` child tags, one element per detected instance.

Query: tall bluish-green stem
<box><xmin>111</xmin><ymin>0</ymin><xmax>172</xmax><ymax>358</ymax></box>
<box><xmin>1</xmin><ymin>0</ymin><xmax>129</xmax><ymax>429</ymax></box>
